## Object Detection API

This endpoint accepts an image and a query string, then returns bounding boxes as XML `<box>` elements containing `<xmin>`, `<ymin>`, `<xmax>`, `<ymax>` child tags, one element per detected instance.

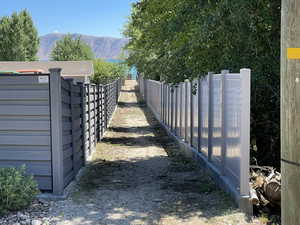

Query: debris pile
<box><xmin>250</xmin><ymin>166</ymin><xmax>281</xmax><ymax>208</ymax></box>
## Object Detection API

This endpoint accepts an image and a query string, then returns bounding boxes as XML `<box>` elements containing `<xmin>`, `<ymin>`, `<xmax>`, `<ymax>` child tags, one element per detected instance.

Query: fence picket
<box><xmin>138</xmin><ymin>70</ymin><xmax>251</xmax><ymax>213</ymax></box>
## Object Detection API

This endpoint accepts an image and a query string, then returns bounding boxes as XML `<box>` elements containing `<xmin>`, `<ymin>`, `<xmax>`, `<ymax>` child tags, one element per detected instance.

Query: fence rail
<box><xmin>138</xmin><ymin>69</ymin><xmax>251</xmax><ymax>212</ymax></box>
<box><xmin>0</xmin><ymin>69</ymin><xmax>122</xmax><ymax>195</ymax></box>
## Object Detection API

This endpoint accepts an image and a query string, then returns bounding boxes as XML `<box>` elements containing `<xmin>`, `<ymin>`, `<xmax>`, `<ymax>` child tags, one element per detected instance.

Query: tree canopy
<box><xmin>124</xmin><ymin>0</ymin><xmax>281</xmax><ymax>168</ymax></box>
<box><xmin>51</xmin><ymin>35</ymin><xmax>94</xmax><ymax>61</ymax></box>
<box><xmin>0</xmin><ymin>10</ymin><xmax>39</xmax><ymax>61</ymax></box>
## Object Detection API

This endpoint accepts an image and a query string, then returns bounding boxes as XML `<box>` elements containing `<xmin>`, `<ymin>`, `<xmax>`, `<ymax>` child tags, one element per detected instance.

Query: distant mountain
<box><xmin>38</xmin><ymin>33</ymin><xmax>129</xmax><ymax>61</ymax></box>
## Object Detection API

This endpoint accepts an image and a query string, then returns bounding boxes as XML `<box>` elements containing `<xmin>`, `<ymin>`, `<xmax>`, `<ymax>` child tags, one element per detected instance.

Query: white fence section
<box><xmin>138</xmin><ymin>69</ymin><xmax>251</xmax><ymax>212</ymax></box>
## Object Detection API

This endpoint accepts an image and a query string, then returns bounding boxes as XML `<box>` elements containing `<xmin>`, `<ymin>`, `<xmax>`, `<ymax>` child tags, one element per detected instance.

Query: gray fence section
<box><xmin>0</xmin><ymin>69</ymin><xmax>122</xmax><ymax>195</ymax></box>
<box><xmin>138</xmin><ymin>69</ymin><xmax>251</xmax><ymax>211</ymax></box>
<box><xmin>0</xmin><ymin>75</ymin><xmax>52</xmax><ymax>190</ymax></box>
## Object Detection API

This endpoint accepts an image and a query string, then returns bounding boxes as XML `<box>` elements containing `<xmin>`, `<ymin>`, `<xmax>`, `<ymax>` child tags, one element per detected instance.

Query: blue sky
<box><xmin>0</xmin><ymin>0</ymin><xmax>137</xmax><ymax>38</ymax></box>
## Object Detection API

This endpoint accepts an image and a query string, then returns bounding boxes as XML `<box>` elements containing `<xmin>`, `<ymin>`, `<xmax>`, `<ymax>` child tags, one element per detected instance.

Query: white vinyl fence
<box><xmin>138</xmin><ymin>69</ymin><xmax>251</xmax><ymax>212</ymax></box>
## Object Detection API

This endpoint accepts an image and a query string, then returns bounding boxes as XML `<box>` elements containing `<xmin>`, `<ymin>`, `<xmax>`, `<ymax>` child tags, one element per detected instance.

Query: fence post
<box><xmin>239</xmin><ymin>68</ymin><xmax>251</xmax><ymax>208</ymax></box>
<box><xmin>164</xmin><ymin>84</ymin><xmax>166</xmax><ymax>125</ymax></box>
<box><xmin>104</xmin><ymin>85</ymin><xmax>108</xmax><ymax>129</ymax></box>
<box><xmin>170</xmin><ymin>87</ymin><xmax>174</xmax><ymax>131</ymax></box>
<box><xmin>208</xmin><ymin>72</ymin><xmax>214</xmax><ymax>162</ymax></box>
<box><xmin>164</xmin><ymin>84</ymin><xmax>167</xmax><ymax>124</ymax></box>
<box><xmin>68</xmin><ymin>79</ymin><xmax>78</xmax><ymax>174</ymax></box>
<box><xmin>144</xmin><ymin>78</ymin><xmax>147</xmax><ymax>103</ymax></box>
<box><xmin>97</xmin><ymin>84</ymin><xmax>101</xmax><ymax>141</ymax></box>
<box><xmin>101</xmin><ymin>85</ymin><xmax>104</xmax><ymax>138</ymax></box>
<box><xmin>93</xmin><ymin>85</ymin><xmax>97</xmax><ymax>147</ymax></box>
<box><xmin>81</xmin><ymin>83</ymin><xmax>88</xmax><ymax>164</ymax></box>
<box><xmin>87</xmin><ymin>84</ymin><xmax>92</xmax><ymax>156</ymax></box>
<box><xmin>179</xmin><ymin>83</ymin><xmax>183</xmax><ymax>139</ymax></box>
<box><xmin>198</xmin><ymin>77</ymin><xmax>202</xmax><ymax>153</ymax></box>
<box><xmin>175</xmin><ymin>85</ymin><xmax>178</xmax><ymax>136</ymax></box>
<box><xmin>184</xmin><ymin>81</ymin><xmax>188</xmax><ymax>142</ymax></box>
<box><xmin>49</xmin><ymin>68</ymin><xmax>64</xmax><ymax>195</ymax></box>
<box><xmin>190</xmin><ymin>81</ymin><xmax>194</xmax><ymax>146</ymax></box>
<box><xmin>221</xmin><ymin>70</ymin><xmax>229</xmax><ymax>175</ymax></box>
<box><xmin>161</xmin><ymin>82</ymin><xmax>164</xmax><ymax>122</ymax></box>
<box><xmin>166</xmin><ymin>84</ymin><xmax>168</xmax><ymax>125</ymax></box>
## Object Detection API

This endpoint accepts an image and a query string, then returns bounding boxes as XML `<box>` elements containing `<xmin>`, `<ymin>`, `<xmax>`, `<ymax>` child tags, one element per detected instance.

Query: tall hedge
<box><xmin>124</xmin><ymin>0</ymin><xmax>281</xmax><ymax>168</ymax></box>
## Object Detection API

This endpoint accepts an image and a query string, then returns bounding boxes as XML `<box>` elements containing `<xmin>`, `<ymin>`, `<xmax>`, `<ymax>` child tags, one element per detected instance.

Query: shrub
<box><xmin>0</xmin><ymin>166</ymin><xmax>39</xmax><ymax>215</ymax></box>
<box><xmin>92</xmin><ymin>59</ymin><xmax>129</xmax><ymax>84</ymax></box>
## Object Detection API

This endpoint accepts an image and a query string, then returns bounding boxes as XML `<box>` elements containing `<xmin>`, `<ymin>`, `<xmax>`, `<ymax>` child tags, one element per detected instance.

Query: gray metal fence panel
<box><xmin>180</xmin><ymin>82</ymin><xmax>186</xmax><ymax>139</ymax></box>
<box><xmin>223</xmin><ymin>73</ymin><xmax>241</xmax><ymax>189</ymax></box>
<box><xmin>0</xmin><ymin>75</ymin><xmax>52</xmax><ymax>190</ymax></box>
<box><xmin>186</xmin><ymin>81</ymin><xmax>191</xmax><ymax>144</ymax></box>
<box><xmin>211</xmin><ymin>74</ymin><xmax>222</xmax><ymax>168</ymax></box>
<box><xmin>192</xmin><ymin>80</ymin><xmax>198</xmax><ymax>148</ymax></box>
<box><xmin>139</xmin><ymin>69</ymin><xmax>251</xmax><ymax>211</ymax></box>
<box><xmin>0</xmin><ymin>69</ymin><xmax>122</xmax><ymax>195</ymax></box>
<box><xmin>200</xmin><ymin>76</ymin><xmax>209</xmax><ymax>157</ymax></box>
<box><xmin>147</xmin><ymin>80</ymin><xmax>161</xmax><ymax>120</ymax></box>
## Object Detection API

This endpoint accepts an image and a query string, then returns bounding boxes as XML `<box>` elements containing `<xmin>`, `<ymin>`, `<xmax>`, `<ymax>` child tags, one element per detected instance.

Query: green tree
<box><xmin>92</xmin><ymin>59</ymin><xmax>129</xmax><ymax>84</ymax></box>
<box><xmin>124</xmin><ymin>0</ymin><xmax>281</xmax><ymax>168</ymax></box>
<box><xmin>0</xmin><ymin>10</ymin><xmax>39</xmax><ymax>61</ymax></box>
<box><xmin>51</xmin><ymin>34</ymin><xmax>94</xmax><ymax>61</ymax></box>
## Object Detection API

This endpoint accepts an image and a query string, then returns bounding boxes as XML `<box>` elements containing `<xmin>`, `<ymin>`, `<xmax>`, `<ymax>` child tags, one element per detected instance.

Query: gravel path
<box><xmin>47</xmin><ymin>80</ymin><xmax>262</xmax><ymax>225</ymax></box>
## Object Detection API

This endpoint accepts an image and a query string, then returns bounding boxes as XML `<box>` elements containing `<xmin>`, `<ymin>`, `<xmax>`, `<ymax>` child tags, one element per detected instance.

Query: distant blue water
<box><xmin>106</xmin><ymin>59</ymin><xmax>137</xmax><ymax>79</ymax></box>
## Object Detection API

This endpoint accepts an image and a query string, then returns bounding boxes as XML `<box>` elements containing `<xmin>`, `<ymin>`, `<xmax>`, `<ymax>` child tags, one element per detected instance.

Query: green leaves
<box><xmin>0</xmin><ymin>166</ymin><xmax>39</xmax><ymax>215</ymax></box>
<box><xmin>0</xmin><ymin>10</ymin><xmax>39</xmax><ymax>61</ymax></box>
<box><xmin>124</xmin><ymin>0</ymin><xmax>281</xmax><ymax>167</ymax></box>
<box><xmin>51</xmin><ymin>34</ymin><xmax>94</xmax><ymax>61</ymax></box>
<box><xmin>91</xmin><ymin>59</ymin><xmax>129</xmax><ymax>84</ymax></box>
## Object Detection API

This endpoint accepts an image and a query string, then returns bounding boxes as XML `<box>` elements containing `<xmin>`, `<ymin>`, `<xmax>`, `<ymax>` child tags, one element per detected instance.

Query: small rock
<box><xmin>31</xmin><ymin>219</ymin><xmax>42</xmax><ymax>225</ymax></box>
<box><xmin>17</xmin><ymin>212</ymin><xmax>29</xmax><ymax>221</ymax></box>
<box><xmin>20</xmin><ymin>219</ymin><xmax>30</xmax><ymax>225</ymax></box>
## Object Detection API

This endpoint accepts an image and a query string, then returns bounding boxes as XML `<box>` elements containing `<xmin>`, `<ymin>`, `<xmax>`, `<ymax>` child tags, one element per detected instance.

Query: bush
<box><xmin>0</xmin><ymin>166</ymin><xmax>39</xmax><ymax>215</ymax></box>
<box><xmin>91</xmin><ymin>59</ymin><xmax>129</xmax><ymax>84</ymax></box>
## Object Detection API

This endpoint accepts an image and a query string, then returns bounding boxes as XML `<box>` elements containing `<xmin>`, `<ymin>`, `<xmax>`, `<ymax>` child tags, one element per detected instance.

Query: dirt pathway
<box><xmin>48</xmin><ymin>80</ymin><xmax>262</xmax><ymax>225</ymax></box>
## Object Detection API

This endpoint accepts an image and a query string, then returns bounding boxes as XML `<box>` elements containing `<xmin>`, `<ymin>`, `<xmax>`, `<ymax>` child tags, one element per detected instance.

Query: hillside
<box><xmin>38</xmin><ymin>33</ymin><xmax>128</xmax><ymax>60</ymax></box>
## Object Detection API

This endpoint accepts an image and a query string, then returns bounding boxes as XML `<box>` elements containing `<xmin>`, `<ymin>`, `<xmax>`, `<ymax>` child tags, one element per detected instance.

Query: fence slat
<box><xmin>138</xmin><ymin>70</ymin><xmax>251</xmax><ymax>213</ymax></box>
<box><xmin>221</xmin><ymin>70</ymin><xmax>229</xmax><ymax>175</ymax></box>
<box><xmin>197</xmin><ymin>77</ymin><xmax>202</xmax><ymax>153</ymax></box>
<box><xmin>207</xmin><ymin>72</ymin><xmax>214</xmax><ymax>162</ymax></box>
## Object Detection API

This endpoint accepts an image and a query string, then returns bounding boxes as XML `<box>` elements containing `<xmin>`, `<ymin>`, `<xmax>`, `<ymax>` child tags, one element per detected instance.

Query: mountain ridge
<box><xmin>38</xmin><ymin>33</ymin><xmax>129</xmax><ymax>61</ymax></box>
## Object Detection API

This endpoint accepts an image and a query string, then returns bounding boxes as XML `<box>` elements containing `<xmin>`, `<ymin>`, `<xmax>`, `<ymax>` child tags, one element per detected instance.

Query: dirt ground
<box><xmin>48</xmin><ymin>80</ymin><xmax>264</xmax><ymax>225</ymax></box>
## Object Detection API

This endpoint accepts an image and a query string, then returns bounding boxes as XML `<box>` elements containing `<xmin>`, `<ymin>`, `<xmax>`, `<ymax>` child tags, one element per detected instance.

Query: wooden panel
<box><xmin>0</xmin><ymin>75</ymin><xmax>52</xmax><ymax>192</ymax></box>
<box><xmin>0</xmin><ymin>105</ymin><xmax>50</xmax><ymax>116</ymax></box>
<box><xmin>0</xmin><ymin>150</ymin><xmax>51</xmax><ymax>160</ymax></box>
<box><xmin>0</xmin><ymin>76</ymin><xmax>43</xmax><ymax>84</ymax></box>
<box><xmin>61</xmin><ymin>79</ymin><xmax>70</xmax><ymax>91</ymax></box>
<box><xmin>0</xmin><ymin>160</ymin><xmax>52</xmax><ymax>176</ymax></box>
<box><xmin>72</xmin><ymin>86</ymin><xmax>81</xmax><ymax>93</ymax></box>
<box><xmin>0</xmin><ymin>90</ymin><xmax>49</xmax><ymax>100</ymax></box>
<box><xmin>64</xmin><ymin>170</ymin><xmax>74</xmax><ymax>187</ymax></box>
<box><xmin>0</xmin><ymin>120</ymin><xmax>50</xmax><ymax>131</ymax></box>
<box><xmin>62</xmin><ymin>135</ymin><xmax>72</xmax><ymax>145</ymax></box>
<box><xmin>0</xmin><ymin>135</ymin><xmax>50</xmax><ymax>145</ymax></box>
<box><xmin>63</xmin><ymin>147</ymin><xmax>73</xmax><ymax>160</ymax></box>
<box><xmin>63</xmin><ymin>158</ymin><xmax>73</xmax><ymax>176</ymax></box>
<box><xmin>35</xmin><ymin>176</ymin><xmax>52</xmax><ymax>190</ymax></box>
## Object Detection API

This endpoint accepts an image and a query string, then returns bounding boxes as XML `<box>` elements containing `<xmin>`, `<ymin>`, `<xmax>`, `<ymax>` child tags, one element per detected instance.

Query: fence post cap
<box><xmin>240</xmin><ymin>68</ymin><xmax>251</xmax><ymax>72</ymax></box>
<box><xmin>49</xmin><ymin>68</ymin><xmax>62</xmax><ymax>73</ymax></box>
